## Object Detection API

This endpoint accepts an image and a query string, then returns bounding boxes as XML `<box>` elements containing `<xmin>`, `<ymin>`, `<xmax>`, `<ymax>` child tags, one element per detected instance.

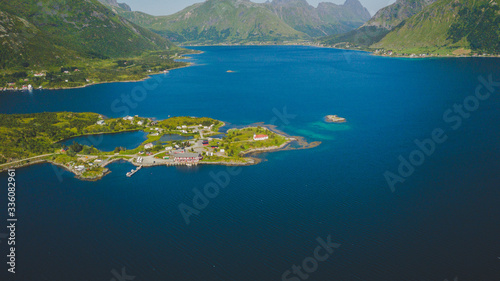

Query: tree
<box><xmin>69</xmin><ymin>141</ymin><xmax>83</xmax><ymax>153</ymax></box>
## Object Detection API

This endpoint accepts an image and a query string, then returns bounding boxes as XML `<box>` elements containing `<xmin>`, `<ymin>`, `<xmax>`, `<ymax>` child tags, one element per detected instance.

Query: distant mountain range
<box><xmin>1</xmin><ymin>0</ymin><xmax>497</xmax><ymax>74</ymax></box>
<box><xmin>100</xmin><ymin>0</ymin><xmax>371</xmax><ymax>44</ymax></box>
<box><xmin>0</xmin><ymin>0</ymin><xmax>175</xmax><ymax>69</ymax></box>
<box><xmin>266</xmin><ymin>0</ymin><xmax>371</xmax><ymax>38</ymax></box>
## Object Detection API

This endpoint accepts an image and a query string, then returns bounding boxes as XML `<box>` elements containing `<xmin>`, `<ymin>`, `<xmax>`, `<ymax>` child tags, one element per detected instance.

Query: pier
<box><xmin>126</xmin><ymin>165</ymin><xmax>142</xmax><ymax>177</ymax></box>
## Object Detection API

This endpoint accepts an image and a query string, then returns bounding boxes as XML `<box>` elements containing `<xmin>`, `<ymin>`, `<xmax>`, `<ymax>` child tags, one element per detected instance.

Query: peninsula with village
<box><xmin>0</xmin><ymin>112</ymin><xmax>317</xmax><ymax>181</ymax></box>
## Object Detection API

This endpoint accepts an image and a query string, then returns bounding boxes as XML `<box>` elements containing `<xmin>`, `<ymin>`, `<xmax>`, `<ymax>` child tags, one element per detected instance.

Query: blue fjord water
<box><xmin>59</xmin><ymin>131</ymin><xmax>149</xmax><ymax>151</ymax></box>
<box><xmin>1</xmin><ymin>46</ymin><xmax>500</xmax><ymax>281</ymax></box>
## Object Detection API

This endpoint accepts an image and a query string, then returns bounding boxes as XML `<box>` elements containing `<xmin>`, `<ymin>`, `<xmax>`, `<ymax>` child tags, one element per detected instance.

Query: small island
<box><xmin>0</xmin><ymin>112</ymin><xmax>313</xmax><ymax>181</ymax></box>
<box><xmin>325</xmin><ymin>115</ymin><xmax>346</xmax><ymax>123</ymax></box>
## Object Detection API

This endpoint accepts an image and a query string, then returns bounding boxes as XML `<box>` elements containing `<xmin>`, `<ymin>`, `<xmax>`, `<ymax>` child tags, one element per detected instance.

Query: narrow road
<box><xmin>0</xmin><ymin>154</ymin><xmax>53</xmax><ymax>168</ymax></box>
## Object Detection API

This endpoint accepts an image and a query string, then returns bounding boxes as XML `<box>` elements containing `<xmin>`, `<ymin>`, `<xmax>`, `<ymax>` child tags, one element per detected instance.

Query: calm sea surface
<box><xmin>59</xmin><ymin>131</ymin><xmax>148</xmax><ymax>151</ymax></box>
<box><xmin>0</xmin><ymin>46</ymin><xmax>499</xmax><ymax>281</ymax></box>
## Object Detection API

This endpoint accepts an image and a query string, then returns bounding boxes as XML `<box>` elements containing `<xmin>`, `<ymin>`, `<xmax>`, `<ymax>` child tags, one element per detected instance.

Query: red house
<box><xmin>253</xmin><ymin>134</ymin><xmax>269</xmax><ymax>141</ymax></box>
<box><xmin>174</xmin><ymin>153</ymin><xmax>202</xmax><ymax>162</ymax></box>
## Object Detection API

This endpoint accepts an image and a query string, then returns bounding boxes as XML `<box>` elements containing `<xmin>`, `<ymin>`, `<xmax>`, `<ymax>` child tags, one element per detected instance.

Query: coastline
<box><xmin>2</xmin><ymin>45</ymin><xmax>499</xmax><ymax>93</ymax></box>
<box><xmin>0</xmin><ymin>127</ymin><xmax>317</xmax><ymax>181</ymax></box>
<box><xmin>4</xmin><ymin>44</ymin><xmax>497</xmax><ymax>93</ymax></box>
<box><xmin>0</xmin><ymin>157</ymin><xmax>111</xmax><ymax>182</ymax></box>
<box><xmin>182</xmin><ymin>42</ymin><xmax>500</xmax><ymax>59</ymax></box>
<box><xmin>33</xmin><ymin>63</ymin><xmax>195</xmax><ymax>91</ymax></box>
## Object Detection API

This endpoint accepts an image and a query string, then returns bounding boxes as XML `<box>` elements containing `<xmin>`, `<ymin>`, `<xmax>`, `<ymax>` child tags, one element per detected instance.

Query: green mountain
<box><xmin>97</xmin><ymin>0</ymin><xmax>132</xmax><ymax>11</ymax></box>
<box><xmin>266</xmin><ymin>0</ymin><xmax>371</xmax><ymax>37</ymax></box>
<box><xmin>320</xmin><ymin>0</ymin><xmax>437</xmax><ymax>47</ymax></box>
<box><xmin>0</xmin><ymin>0</ymin><xmax>174</xmax><ymax>69</ymax></box>
<box><xmin>108</xmin><ymin>0</ymin><xmax>371</xmax><ymax>44</ymax></box>
<box><xmin>116</xmin><ymin>0</ymin><xmax>305</xmax><ymax>44</ymax></box>
<box><xmin>372</xmin><ymin>0</ymin><xmax>500</xmax><ymax>55</ymax></box>
<box><xmin>0</xmin><ymin>10</ymin><xmax>75</xmax><ymax>69</ymax></box>
<box><xmin>0</xmin><ymin>0</ymin><xmax>192</xmax><ymax>90</ymax></box>
<box><xmin>364</xmin><ymin>0</ymin><xmax>437</xmax><ymax>30</ymax></box>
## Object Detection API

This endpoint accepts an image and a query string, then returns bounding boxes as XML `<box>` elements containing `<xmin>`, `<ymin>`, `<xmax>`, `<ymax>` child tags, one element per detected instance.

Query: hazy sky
<box><xmin>123</xmin><ymin>0</ymin><xmax>397</xmax><ymax>17</ymax></box>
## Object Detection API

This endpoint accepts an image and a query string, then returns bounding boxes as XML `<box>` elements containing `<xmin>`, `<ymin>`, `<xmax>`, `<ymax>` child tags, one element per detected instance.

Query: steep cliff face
<box><xmin>108</xmin><ymin>0</ymin><xmax>371</xmax><ymax>43</ymax></box>
<box><xmin>268</xmin><ymin>0</ymin><xmax>371</xmax><ymax>37</ymax></box>
<box><xmin>363</xmin><ymin>0</ymin><xmax>437</xmax><ymax>30</ymax></box>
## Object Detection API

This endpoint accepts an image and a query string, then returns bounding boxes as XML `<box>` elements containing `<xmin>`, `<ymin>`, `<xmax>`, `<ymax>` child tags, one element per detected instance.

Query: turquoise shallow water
<box><xmin>1</xmin><ymin>46</ymin><xmax>500</xmax><ymax>281</ymax></box>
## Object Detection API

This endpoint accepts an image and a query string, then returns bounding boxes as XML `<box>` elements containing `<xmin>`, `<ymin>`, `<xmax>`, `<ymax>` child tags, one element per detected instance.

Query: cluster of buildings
<box><xmin>173</xmin><ymin>153</ymin><xmax>203</xmax><ymax>163</ymax></box>
<box><xmin>2</xmin><ymin>84</ymin><xmax>35</xmax><ymax>91</ymax></box>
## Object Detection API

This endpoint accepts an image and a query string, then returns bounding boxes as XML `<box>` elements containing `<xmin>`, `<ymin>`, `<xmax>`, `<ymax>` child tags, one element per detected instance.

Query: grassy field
<box><xmin>219</xmin><ymin>127</ymin><xmax>288</xmax><ymax>157</ymax></box>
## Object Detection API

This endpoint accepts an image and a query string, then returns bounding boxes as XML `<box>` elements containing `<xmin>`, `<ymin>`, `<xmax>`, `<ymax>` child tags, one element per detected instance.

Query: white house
<box><xmin>137</xmin><ymin>121</ymin><xmax>144</xmax><ymax>126</ymax></box>
<box><xmin>144</xmin><ymin>143</ymin><xmax>154</xmax><ymax>149</ymax></box>
<box><xmin>165</xmin><ymin>146</ymin><xmax>173</xmax><ymax>151</ymax></box>
<box><xmin>253</xmin><ymin>134</ymin><xmax>269</xmax><ymax>141</ymax></box>
<box><xmin>97</xmin><ymin>120</ymin><xmax>105</xmax><ymax>125</ymax></box>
